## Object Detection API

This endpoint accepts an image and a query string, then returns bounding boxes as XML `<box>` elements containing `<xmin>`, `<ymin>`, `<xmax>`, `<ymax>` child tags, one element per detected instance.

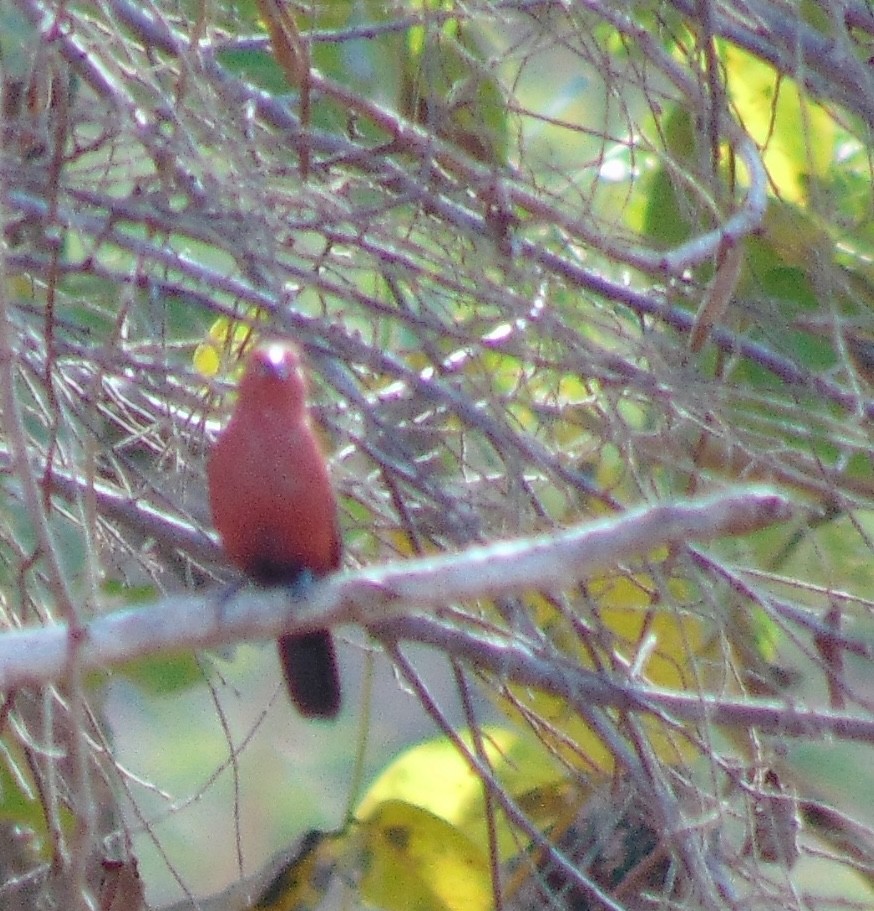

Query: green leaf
<box><xmin>639</xmin><ymin>107</ymin><xmax>699</xmax><ymax>249</ymax></box>
<box><xmin>217</xmin><ymin>48</ymin><xmax>290</xmax><ymax>95</ymax></box>
<box><xmin>401</xmin><ymin>16</ymin><xmax>508</xmax><ymax>166</ymax></box>
<box><xmin>115</xmin><ymin>652</ymin><xmax>204</xmax><ymax>696</ymax></box>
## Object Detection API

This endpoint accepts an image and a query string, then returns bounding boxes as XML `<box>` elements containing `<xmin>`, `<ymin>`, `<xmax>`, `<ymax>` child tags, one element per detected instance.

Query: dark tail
<box><xmin>277</xmin><ymin>630</ymin><xmax>341</xmax><ymax>719</ymax></box>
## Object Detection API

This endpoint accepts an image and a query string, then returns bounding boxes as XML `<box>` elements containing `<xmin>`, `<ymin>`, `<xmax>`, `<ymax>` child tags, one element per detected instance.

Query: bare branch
<box><xmin>0</xmin><ymin>487</ymin><xmax>790</xmax><ymax>682</ymax></box>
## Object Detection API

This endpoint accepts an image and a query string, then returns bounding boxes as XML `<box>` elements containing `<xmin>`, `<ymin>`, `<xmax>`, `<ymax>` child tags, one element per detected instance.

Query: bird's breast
<box><xmin>208</xmin><ymin>419</ymin><xmax>340</xmax><ymax>577</ymax></box>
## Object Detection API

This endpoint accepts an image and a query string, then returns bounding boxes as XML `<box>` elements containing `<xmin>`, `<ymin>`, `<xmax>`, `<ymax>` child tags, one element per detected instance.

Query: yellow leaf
<box><xmin>352</xmin><ymin>800</ymin><xmax>491</xmax><ymax>911</ymax></box>
<box><xmin>356</xmin><ymin>727</ymin><xmax>564</xmax><ymax>859</ymax></box>
<box><xmin>253</xmin><ymin>830</ymin><xmax>342</xmax><ymax>911</ymax></box>
<box><xmin>500</xmin><ymin>573</ymin><xmax>720</xmax><ymax>773</ymax></box>
<box><xmin>724</xmin><ymin>44</ymin><xmax>834</xmax><ymax>204</ymax></box>
<box><xmin>192</xmin><ymin>342</ymin><xmax>221</xmax><ymax>378</ymax></box>
<box><xmin>194</xmin><ymin>313</ymin><xmax>261</xmax><ymax>379</ymax></box>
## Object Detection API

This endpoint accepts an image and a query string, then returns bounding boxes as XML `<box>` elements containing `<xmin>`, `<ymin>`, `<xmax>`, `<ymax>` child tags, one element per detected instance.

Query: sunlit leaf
<box><xmin>352</xmin><ymin>800</ymin><xmax>491</xmax><ymax>911</ymax></box>
<box><xmin>357</xmin><ymin>727</ymin><xmax>564</xmax><ymax>859</ymax></box>
<box><xmin>723</xmin><ymin>44</ymin><xmax>835</xmax><ymax>204</ymax></box>
<box><xmin>195</xmin><ymin>315</ymin><xmax>260</xmax><ymax>378</ymax></box>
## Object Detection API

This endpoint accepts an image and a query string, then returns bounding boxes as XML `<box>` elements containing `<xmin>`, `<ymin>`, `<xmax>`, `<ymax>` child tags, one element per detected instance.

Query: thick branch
<box><xmin>3</xmin><ymin>487</ymin><xmax>872</xmax><ymax>744</ymax></box>
<box><xmin>0</xmin><ymin>487</ymin><xmax>788</xmax><ymax>678</ymax></box>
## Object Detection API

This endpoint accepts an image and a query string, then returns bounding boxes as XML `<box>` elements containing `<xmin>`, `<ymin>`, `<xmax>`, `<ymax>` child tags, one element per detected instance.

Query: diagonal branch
<box><xmin>0</xmin><ymin>487</ymin><xmax>792</xmax><ymax>682</ymax></box>
<box><xmin>3</xmin><ymin>486</ymin><xmax>874</xmax><ymax>743</ymax></box>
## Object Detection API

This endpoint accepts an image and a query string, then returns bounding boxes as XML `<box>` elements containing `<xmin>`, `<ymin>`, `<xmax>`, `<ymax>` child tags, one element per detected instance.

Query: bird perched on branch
<box><xmin>208</xmin><ymin>341</ymin><xmax>342</xmax><ymax>719</ymax></box>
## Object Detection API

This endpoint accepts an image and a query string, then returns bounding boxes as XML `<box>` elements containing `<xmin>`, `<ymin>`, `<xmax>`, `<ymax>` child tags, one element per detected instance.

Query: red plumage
<box><xmin>208</xmin><ymin>342</ymin><xmax>342</xmax><ymax>719</ymax></box>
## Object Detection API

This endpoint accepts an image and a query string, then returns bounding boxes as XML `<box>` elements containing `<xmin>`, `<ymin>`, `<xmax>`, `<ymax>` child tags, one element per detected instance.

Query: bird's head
<box><xmin>238</xmin><ymin>342</ymin><xmax>308</xmax><ymax>414</ymax></box>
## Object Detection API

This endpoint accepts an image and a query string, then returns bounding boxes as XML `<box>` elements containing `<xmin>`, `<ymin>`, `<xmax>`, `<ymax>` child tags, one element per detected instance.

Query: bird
<box><xmin>208</xmin><ymin>341</ymin><xmax>342</xmax><ymax>719</ymax></box>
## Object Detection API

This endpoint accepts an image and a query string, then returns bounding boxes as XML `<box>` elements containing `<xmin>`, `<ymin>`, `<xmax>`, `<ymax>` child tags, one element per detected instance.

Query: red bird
<box><xmin>208</xmin><ymin>342</ymin><xmax>342</xmax><ymax>719</ymax></box>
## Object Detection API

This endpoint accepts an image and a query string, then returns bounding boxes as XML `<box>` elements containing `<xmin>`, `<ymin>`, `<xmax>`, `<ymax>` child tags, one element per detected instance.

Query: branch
<box><xmin>6</xmin><ymin>485</ymin><xmax>872</xmax><ymax>746</ymax></box>
<box><xmin>0</xmin><ymin>487</ymin><xmax>788</xmax><ymax>679</ymax></box>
